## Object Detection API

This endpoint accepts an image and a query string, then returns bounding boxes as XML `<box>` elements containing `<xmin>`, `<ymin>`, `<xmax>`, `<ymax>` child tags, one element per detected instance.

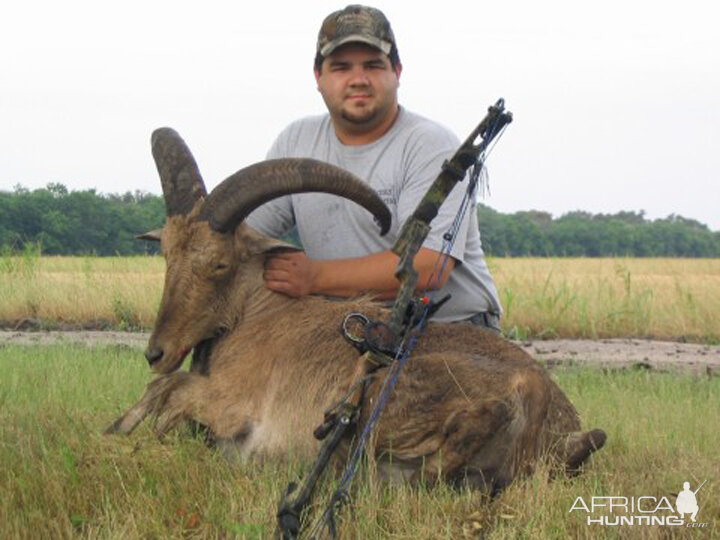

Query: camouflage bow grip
<box><xmin>388</xmin><ymin>99</ymin><xmax>513</xmax><ymax>334</ymax></box>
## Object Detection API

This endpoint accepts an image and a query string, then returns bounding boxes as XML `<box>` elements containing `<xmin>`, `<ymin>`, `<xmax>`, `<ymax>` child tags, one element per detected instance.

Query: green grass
<box><xmin>0</xmin><ymin>344</ymin><xmax>718</xmax><ymax>538</ymax></box>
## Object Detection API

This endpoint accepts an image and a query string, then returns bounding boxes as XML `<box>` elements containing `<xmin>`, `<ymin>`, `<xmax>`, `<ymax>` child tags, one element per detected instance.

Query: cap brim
<box><xmin>320</xmin><ymin>35</ymin><xmax>392</xmax><ymax>57</ymax></box>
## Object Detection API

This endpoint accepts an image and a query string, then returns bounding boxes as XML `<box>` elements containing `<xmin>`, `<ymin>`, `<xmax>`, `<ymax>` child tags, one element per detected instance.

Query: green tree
<box><xmin>0</xmin><ymin>184</ymin><xmax>165</xmax><ymax>255</ymax></box>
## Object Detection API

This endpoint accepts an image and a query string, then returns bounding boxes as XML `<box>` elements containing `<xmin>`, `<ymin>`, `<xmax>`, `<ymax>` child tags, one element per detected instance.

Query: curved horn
<box><xmin>199</xmin><ymin>158</ymin><xmax>391</xmax><ymax>235</ymax></box>
<box><xmin>151</xmin><ymin>128</ymin><xmax>207</xmax><ymax>216</ymax></box>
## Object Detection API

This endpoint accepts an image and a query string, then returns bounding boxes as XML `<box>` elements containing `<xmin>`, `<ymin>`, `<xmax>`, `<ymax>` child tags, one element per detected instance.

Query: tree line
<box><xmin>0</xmin><ymin>184</ymin><xmax>164</xmax><ymax>255</ymax></box>
<box><xmin>477</xmin><ymin>205</ymin><xmax>720</xmax><ymax>257</ymax></box>
<box><xmin>1</xmin><ymin>184</ymin><xmax>718</xmax><ymax>257</ymax></box>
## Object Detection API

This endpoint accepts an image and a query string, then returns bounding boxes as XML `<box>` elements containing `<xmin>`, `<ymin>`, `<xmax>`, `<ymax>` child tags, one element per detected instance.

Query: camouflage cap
<box><xmin>317</xmin><ymin>5</ymin><xmax>396</xmax><ymax>57</ymax></box>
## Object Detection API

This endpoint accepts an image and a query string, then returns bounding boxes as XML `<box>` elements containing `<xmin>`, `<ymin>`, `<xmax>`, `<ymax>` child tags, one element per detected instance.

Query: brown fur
<box><xmin>107</xmin><ymin>208</ymin><xmax>605</xmax><ymax>492</ymax></box>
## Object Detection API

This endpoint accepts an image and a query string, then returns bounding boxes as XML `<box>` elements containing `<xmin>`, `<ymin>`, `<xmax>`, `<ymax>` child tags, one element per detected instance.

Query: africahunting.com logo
<box><xmin>569</xmin><ymin>480</ymin><xmax>708</xmax><ymax>528</ymax></box>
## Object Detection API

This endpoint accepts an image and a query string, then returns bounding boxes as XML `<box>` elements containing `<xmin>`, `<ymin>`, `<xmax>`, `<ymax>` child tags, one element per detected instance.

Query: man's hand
<box><xmin>263</xmin><ymin>251</ymin><xmax>318</xmax><ymax>297</ymax></box>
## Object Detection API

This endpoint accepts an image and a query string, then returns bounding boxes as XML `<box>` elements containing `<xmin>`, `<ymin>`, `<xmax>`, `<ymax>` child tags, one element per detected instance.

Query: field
<box><xmin>1</xmin><ymin>255</ymin><xmax>719</xmax><ymax>538</ymax></box>
<box><xmin>1</xmin><ymin>255</ymin><xmax>719</xmax><ymax>341</ymax></box>
<box><xmin>1</xmin><ymin>344</ymin><xmax>718</xmax><ymax>538</ymax></box>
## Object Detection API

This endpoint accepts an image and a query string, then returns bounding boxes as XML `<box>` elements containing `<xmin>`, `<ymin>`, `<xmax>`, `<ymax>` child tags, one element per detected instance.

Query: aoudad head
<box><xmin>139</xmin><ymin>128</ymin><xmax>391</xmax><ymax>373</ymax></box>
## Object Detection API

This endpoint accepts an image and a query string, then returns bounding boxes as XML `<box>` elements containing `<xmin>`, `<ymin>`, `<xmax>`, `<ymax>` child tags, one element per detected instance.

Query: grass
<box><xmin>1</xmin><ymin>344</ymin><xmax>718</xmax><ymax>538</ymax></box>
<box><xmin>488</xmin><ymin>257</ymin><xmax>720</xmax><ymax>342</ymax></box>
<box><xmin>2</xmin><ymin>254</ymin><xmax>719</xmax><ymax>341</ymax></box>
<box><xmin>0</xmin><ymin>255</ymin><xmax>164</xmax><ymax>330</ymax></box>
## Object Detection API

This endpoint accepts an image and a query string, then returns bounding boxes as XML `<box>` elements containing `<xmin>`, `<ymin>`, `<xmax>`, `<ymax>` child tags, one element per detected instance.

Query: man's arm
<box><xmin>264</xmin><ymin>247</ymin><xmax>455</xmax><ymax>300</ymax></box>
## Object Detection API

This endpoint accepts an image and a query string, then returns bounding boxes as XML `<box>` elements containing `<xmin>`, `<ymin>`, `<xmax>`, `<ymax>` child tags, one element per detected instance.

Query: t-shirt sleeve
<box><xmin>244</xmin><ymin>127</ymin><xmax>295</xmax><ymax>237</ymax></box>
<box><xmin>396</xmin><ymin>126</ymin><xmax>473</xmax><ymax>263</ymax></box>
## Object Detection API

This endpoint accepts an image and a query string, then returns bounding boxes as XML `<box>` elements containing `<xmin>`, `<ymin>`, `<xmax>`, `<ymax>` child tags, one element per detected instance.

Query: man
<box><xmin>676</xmin><ymin>481</ymin><xmax>700</xmax><ymax>523</ymax></box>
<box><xmin>247</xmin><ymin>4</ymin><xmax>502</xmax><ymax>330</ymax></box>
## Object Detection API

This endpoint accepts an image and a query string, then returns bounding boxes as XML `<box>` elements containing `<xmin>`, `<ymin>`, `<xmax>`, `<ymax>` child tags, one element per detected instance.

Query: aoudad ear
<box><xmin>136</xmin><ymin>229</ymin><xmax>163</xmax><ymax>242</ymax></box>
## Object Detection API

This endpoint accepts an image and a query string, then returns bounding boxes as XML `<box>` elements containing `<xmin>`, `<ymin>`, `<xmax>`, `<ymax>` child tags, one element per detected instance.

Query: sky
<box><xmin>2</xmin><ymin>0</ymin><xmax>719</xmax><ymax>230</ymax></box>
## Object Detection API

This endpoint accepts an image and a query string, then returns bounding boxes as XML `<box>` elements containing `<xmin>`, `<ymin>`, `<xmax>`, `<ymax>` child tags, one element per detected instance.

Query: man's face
<box><xmin>315</xmin><ymin>44</ymin><xmax>401</xmax><ymax>133</ymax></box>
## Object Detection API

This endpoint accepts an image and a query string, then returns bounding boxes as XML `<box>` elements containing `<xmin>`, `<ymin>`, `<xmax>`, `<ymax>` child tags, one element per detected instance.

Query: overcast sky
<box><xmin>2</xmin><ymin>0</ymin><xmax>718</xmax><ymax>230</ymax></box>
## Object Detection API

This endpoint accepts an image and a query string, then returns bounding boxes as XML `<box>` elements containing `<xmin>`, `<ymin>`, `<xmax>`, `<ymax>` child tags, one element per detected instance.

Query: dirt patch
<box><xmin>0</xmin><ymin>330</ymin><xmax>149</xmax><ymax>349</ymax></box>
<box><xmin>2</xmin><ymin>330</ymin><xmax>718</xmax><ymax>375</ymax></box>
<box><xmin>517</xmin><ymin>338</ymin><xmax>720</xmax><ymax>376</ymax></box>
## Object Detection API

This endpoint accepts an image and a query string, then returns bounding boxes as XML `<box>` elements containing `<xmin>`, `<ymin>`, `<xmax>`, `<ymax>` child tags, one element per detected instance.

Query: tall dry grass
<box><xmin>0</xmin><ymin>255</ymin><xmax>164</xmax><ymax>329</ymax></box>
<box><xmin>1</xmin><ymin>254</ymin><xmax>719</xmax><ymax>341</ymax></box>
<box><xmin>489</xmin><ymin>257</ymin><xmax>720</xmax><ymax>342</ymax></box>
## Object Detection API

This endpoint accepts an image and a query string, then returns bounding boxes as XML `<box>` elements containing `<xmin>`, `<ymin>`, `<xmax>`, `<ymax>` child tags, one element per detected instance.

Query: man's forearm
<box><xmin>311</xmin><ymin>248</ymin><xmax>454</xmax><ymax>299</ymax></box>
<box><xmin>263</xmin><ymin>247</ymin><xmax>454</xmax><ymax>299</ymax></box>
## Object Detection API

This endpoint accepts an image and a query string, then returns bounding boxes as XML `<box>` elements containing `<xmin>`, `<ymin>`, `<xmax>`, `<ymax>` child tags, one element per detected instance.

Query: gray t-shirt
<box><xmin>246</xmin><ymin>107</ymin><xmax>502</xmax><ymax>322</ymax></box>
